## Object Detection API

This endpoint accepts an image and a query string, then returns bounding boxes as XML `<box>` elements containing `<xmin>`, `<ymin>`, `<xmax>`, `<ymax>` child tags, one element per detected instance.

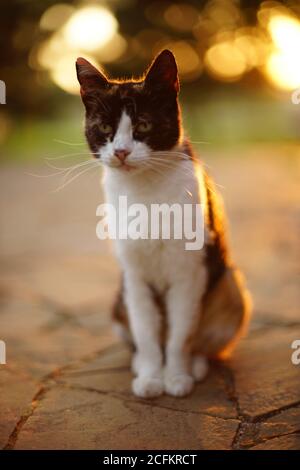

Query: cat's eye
<box><xmin>136</xmin><ymin>121</ymin><xmax>152</xmax><ymax>133</ymax></box>
<box><xmin>99</xmin><ymin>123</ymin><xmax>113</xmax><ymax>134</ymax></box>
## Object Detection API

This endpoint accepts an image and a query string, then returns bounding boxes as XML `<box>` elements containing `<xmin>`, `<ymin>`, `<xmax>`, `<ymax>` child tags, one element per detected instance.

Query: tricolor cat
<box><xmin>76</xmin><ymin>50</ymin><xmax>251</xmax><ymax>398</ymax></box>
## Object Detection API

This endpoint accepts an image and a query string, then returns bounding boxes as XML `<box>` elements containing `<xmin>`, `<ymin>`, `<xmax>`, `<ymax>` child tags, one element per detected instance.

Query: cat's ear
<box><xmin>145</xmin><ymin>49</ymin><xmax>179</xmax><ymax>93</ymax></box>
<box><xmin>76</xmin><ymin>57</ymin><xmax>108</xmax><ymax>95</ymax></box>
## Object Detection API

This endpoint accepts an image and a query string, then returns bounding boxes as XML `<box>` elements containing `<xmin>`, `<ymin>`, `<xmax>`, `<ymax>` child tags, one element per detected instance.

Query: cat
<box><xmin>76</xmin><ymin>50</ymin><xmax>251</xmax><ymax>398</ymax></box>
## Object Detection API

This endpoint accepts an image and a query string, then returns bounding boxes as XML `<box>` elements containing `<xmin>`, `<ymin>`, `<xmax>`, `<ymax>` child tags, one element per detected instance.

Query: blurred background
<box><xmin>2</xmin><ymin>0</ymin><xmax>300</xmax><ymax>160</ymax></box>
<box><xmin>1</xmin><ymin>2</ymin><xmax>300</xmax><ymax>449</ymax></box>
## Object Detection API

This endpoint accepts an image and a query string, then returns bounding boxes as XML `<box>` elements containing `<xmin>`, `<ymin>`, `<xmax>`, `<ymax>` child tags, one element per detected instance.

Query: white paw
<box><xmin>164</xmin><ymin>374</ymin><xmax>194</xmax><ymax>397</ymax></box>
<box><xmin>192</xmin><ymin>355</ymin><xmax>209</xmax><ymax>382</ymax></box>
<box><xmin>132</xmin><ymin>376</ymin><xmax>164</xmax><ymax>398</ymax></box>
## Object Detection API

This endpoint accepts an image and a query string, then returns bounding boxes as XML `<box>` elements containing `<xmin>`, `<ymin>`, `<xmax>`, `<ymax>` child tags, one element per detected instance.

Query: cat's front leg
<box><xmin>164</xmin><ymin>269</ymin><xmax>207</xmax><ymax>397</ymax></box>
<box><xmin>124</xmin><ymin>272</ymin><xmax>164</xmax><ymax>398</ymax></box>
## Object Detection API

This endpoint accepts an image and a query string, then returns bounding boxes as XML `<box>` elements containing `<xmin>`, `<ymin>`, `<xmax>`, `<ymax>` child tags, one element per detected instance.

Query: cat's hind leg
<box><xmin>191</xmin><ymin>355</ymin><xmax>209</xmax><ymax>381</ymax></box>
<box><xmin>112</xmin><ymin>283</ymin><xmax>133</xmax><ymax>345</ymax></box>
<box><xmin>194</xmin><ymin>267</ymin><xmax>251</xmax><ymax>359</ymax></box>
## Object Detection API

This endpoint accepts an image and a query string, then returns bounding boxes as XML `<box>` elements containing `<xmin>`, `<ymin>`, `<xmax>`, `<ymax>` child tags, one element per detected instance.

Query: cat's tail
<box><xmin>193</xmin><ymin>267</ymin><xmax>252</xmax><ymax>359</ymax></box>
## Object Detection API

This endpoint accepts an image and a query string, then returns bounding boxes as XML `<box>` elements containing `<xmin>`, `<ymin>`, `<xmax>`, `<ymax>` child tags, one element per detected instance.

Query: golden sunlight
<box><xmin>34</xmin><ymin>5</ymin><xmax>123</xmax><ymax>94</ymax></box>
<box><xmin>204</xmin><ymin>39</ymin><xmax>247</xmax><ymax>81</ymax></box>
<box><xmin>165</xmin><ymin>41</ymin><xmax>202</xmax><ymax>80</ymax></box>
<box><xmin>264</xmin><ymin>14</ymin><xmax>300</xmax><ymax>90</ymax></box>
<box><xmin>39</xmin><ymin>3</ymin><xmax>75</xmax><ymax>31</ymax></box>
<box><xmin>50</xmin><ymin>52</ymin><xmax>97</xmax><ymax>94</ymax></box>
<box><xmin>63</xmin><ymin>6</ymin><xmax>118</xmax><ymax>52</ymax></box>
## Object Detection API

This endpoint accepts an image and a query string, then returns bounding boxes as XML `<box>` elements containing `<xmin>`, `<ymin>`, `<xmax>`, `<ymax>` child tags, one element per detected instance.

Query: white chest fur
<box><xmin>102</xmin><ymin>158</ymin><xmax>208</xmax><ymax>293</ymax></box>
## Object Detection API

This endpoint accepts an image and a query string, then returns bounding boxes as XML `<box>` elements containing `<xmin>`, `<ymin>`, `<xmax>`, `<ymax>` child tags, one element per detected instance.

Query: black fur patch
<box><xmin>82</xmin><ymin>82</ymin><xmax>181</xmax><ymax>156</ymax></box>
<box><xmin>76</xmin><ymin>51</ymin><xmax>181</xmax><ymax>157</ymax></box>
<box><xmin>203</xmin><ymin>171</ymin><xmax>228</xmax><ymax>296</ymax></box>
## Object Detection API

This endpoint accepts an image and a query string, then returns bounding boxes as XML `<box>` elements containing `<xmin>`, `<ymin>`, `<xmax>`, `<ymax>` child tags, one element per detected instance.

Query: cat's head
<box><xmin>76</xmin><ymin>50</ymin><xmax>181</xmax><ymax>172</ymax></box>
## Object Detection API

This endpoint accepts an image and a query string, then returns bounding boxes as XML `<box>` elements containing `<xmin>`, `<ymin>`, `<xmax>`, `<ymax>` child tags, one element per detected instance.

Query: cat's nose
<box><xmin>115</xmin><ymin>148</ymin><xmax>130</xmax><ymax>162</ymax></box>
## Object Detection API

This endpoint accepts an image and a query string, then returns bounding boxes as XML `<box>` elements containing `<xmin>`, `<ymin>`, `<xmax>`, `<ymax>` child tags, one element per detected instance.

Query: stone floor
<box><xmin>0</xmin><ymin>146</ymin><xmax>299</xmax><ymax>450</ymax></box>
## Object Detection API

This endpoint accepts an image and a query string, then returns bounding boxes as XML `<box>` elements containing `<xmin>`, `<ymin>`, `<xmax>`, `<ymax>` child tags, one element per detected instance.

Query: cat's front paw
<box><xmin>164</xmin><ymin>373</ymin><xmax>194</xmax><ymax>397</ymax></box>
<box><xmin>132</xmin><ymin>376</ymin><xmax>164</xmax><ymax>398</ymax></box>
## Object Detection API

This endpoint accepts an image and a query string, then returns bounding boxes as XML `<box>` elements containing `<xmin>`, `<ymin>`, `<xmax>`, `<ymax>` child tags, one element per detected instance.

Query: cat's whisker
<box><xmin>44</xmin><ymin>152</ymin><xmax>91</xmax><ymax>161</ymax></box>
<box><xmin>142</xmin><ymin>161</ymin><xmax>181</xmax><ymax>179</ymax></box>
<box><xmin>147</xmin><ymin>155</ymin><xmax>190</xmax><ymax>166</ymax></box>
<box><xmin>25</xmin><ymin>169</ymin><xmax>68</xmax><ymax>178</ymax></box>
<box><xmin>53</xmin><ymin>139</ymin><xmax>86</xmax><ymax>146</ymax></box>
<box><xmin>152</xmin><ymin>151</ymin><xmax>191</xmax><ymax>160</ymax></box>
<box><xmin>61</xmin><ymin>159</ymin><xmax>96</xmax><ymax>183</ymax></box>
<box><xmin>142</xmin><ymin>164</ymin><xmax>169</xmax><ymax>180</ymax></box>
<box><xmin>45</xmin><ymin>159</ymin><xmax>96</xmax><ymax>187</ymax></box>
<box><xmin>135</xmin><ymin>159</ymin><xmax>167</xmax><ymax>177</ymax></box>
<box><xmin>152</xmin><ymin>155</ymin><xmax>189</xmax><ymax>163</ymax></box>
<box><xmin>152</xmin><ymin>157</ymin><xmax>193</xmax><ymax>168</ymax></box>
<box><xmin>148</xmin><ymin>159</ymin><xmax>196</xmax><ymax>175</ymax></box>
<box><xmin>152</xmin><ymin>156</ymin><xmax>206</xmax><ymax>173</ymax></box>
<box><xmin>141</xmin><ymin>161</ymin><xmax>197</xmax><ymax>191</ymax></box>
<box><xmin>201</xmin><ymin>162</ymin><xmax>212</xmax><ymax>169</ymax></box>
<box><xmin>131</xmin><ymin>154</ymin><xmax>201</xmax><ymax>179</ymax></box>
<box><xmin>207</xmin><ymin>182</ymin><xmax>225</xmax><ymax>193</ymax></box>
<box><xmin>189</xmin><ymin>140</ymin><xmax>210</xmax><ymax>145</ymax></box>
<box><xmin>150</xmin><ymin>157</ymin><xmax>191</xmax><ymax>167</ymax></box>
<box><xmin>149</xmin><ymin>161</ymin><xmax>186</xmax><ymax>172</ymax></box>
<box><xmin>53</xmin><ymin>161</ymin><xmax>100</xmax><ymax>193</ymax></box>
<box><xmin>45</xmin><ymin>161</ymin><xmax>76</xmax><ymax>172</ymax></box>
<box><xmin>45</xmin><ymin>159</ymin><xmax>92</xmax><ymax>173</ymax></box>
<box><xmin>26</xmin><ymin>158</ymin><xmax>92</xmax><ymax>178</ymax></box>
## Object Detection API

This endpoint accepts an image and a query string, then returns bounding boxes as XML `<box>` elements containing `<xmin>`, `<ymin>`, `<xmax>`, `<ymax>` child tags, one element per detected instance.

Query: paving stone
<box><xmin>0</xmin><ymin>368</ymin><xmax>37</xmax><ymax>448</ymax></box>
<box><xmin>60</xmin><ymin>345</ymin><xmax>237</xmax><ymax>419</ymax></box>
<box><xmin>62</xmin><ymin>343</ymin><xmax>132</xmax><ymax>374</ymax></box>
<box><xmin>238</xmin><ymin>407</ymin><xmax>300</xmax><ymax>448</ymax></box>
<box><xmin>250</xmin><ymin>433</ymin><xmax>300</xmax><ymax>450</ymax></box>
<box><xmin>1</xmin><ymin>296</ymin><xmax>55</xmax><ymax>337</ymax></box>
<box><xmin>6</xmin><ymin>327</ymin><xmax>117</xmax><ymax>379</ymax></box>
<box><xmin>0</xmin><ymin>293</ymin><xmax>118</xmax><ymax>378</ymax></box>
<box><xmin>230</xmin><ymin>328</ymin><xmax>300</xmax><ymax>418</ymax></box>
<box><xmin>0</xmin><ymin>254</ymin><xmax>119</xmax><ymax>311</ymax></box>
<box><xmin>15</xmin><ymin>387</ymin><xmax>239</xmax><ymax>450</ymax></box>
<box><xmin>258</xmin><ymin>406</ymin><xmax>300</xmax><ymax>440</ymax></box>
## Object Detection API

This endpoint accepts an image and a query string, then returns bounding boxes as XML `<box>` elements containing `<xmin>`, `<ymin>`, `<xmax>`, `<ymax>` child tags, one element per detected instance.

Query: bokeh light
<box><xmin>23</xmin><ymin>0</ymin><xmax>300</xmax><ymax>95</ymax></box>
<box><xmin>165</xmin><ymin>41</ymin><xmax>202</xmax><ymax>80</ymax></box>
<box><xmin>39</xmin><ymin>3</ymin><xmax>75</xmax><ymax>31</ymax></box>
<box><xmin>264</xmin><ymin>13</ymin><xmax>300</xmax><ymax>90</ymax></box>
<box><xmin>50</xmin><ymin>52</ymin><xmax>98</xmax><ymax>94</ymax></box>
<box><xmin>63</xmin><ymin>6</ymin><xmax>118</xmax><ymax>52</ymax></box>
<box><xmin>134</xmin><ymin>29</ymin><xmax>170</xmax><ymax>60</ymax></box>
<box><xmin>34</xmin><ymin>4</ymin><xmax>123</xmax><ymax>94</ymax></box>
<box><xmin>204</xmin><ymin>38</ymin><xmax>247</xmax><ymax>81</ymax></box>
<box><xmin>164</xmin><ymin>3</ymin><xmax>199</xmax><ymax>32</ymax></box>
